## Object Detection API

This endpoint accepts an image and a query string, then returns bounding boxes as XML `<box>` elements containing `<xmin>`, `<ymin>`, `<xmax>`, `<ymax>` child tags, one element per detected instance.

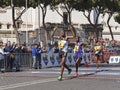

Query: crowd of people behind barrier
<box><xmin>0</xmin><ymin>36</ymin><xmax>120</xmax><ymax>72</ymax></box>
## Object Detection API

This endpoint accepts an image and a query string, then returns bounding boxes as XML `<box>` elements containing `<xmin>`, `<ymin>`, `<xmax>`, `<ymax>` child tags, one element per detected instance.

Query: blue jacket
<box><xmin>4</xmin><ymin>46</ymin><xmax>11</xmax><ymax>53</ymax></box>
<box><xmin>32</xmin><ymin>47</ymin><xmax>38</xmax><ymax>56</ymax></box>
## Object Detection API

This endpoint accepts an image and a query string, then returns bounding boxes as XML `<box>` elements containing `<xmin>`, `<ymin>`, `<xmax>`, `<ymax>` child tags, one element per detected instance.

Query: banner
<box><xmin>41</xmin><ymin>51</ymin><xmax>117</xmax><ymax>68</ymax></box>
<box><xmin>109</xmin><ymin>56</ymin><xmax>120</xmax><ymax>64</ymax></box>
<box><xmin>41</xmin><ymin>53</ymin><xmax>91</xmax><ymax>68</ymax></box>
<box><xmin>41</xmin><ymin>53</ymin><xmax>60</xmax><ymax>68</ymax></box>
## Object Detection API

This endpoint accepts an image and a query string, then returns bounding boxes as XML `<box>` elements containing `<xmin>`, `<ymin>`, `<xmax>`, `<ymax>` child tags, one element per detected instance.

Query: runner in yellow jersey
<box><xmin>94</xmin><ymin>42</ymin><xmax>102</xmax><ymax>70</ymax></box>
<box><xmin>51</xmin><ymin>24</ymin><xmax>76</xmax><ymax>81</ymax></box>
<box><xmin>73</xmin><ymin>37</ymin><xmax>83</xmax><ymax>77</ymax></box>
<box><xmin>69</xmin><ymin>37</ymin><xmax>87</xmax><ymax>77</ymax></box>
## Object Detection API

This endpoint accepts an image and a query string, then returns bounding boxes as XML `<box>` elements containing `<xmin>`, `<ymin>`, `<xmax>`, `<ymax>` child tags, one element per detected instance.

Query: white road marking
<box><xmin>30</xmin><ymin>71</ymin><xmax>120</xmax><ymax>76</ymax></box>
<box><xmin>0</xmin><ymin>78</ymin><xmax>57</xmax><ymax>90</ymax></box>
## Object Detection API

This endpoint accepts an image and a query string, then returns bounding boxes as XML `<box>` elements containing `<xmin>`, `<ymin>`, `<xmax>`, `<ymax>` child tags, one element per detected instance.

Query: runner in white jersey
<box><xmin>51</xmin><ymin>24</ymin><xmax>76</xmax><ymax>81</ymax></box>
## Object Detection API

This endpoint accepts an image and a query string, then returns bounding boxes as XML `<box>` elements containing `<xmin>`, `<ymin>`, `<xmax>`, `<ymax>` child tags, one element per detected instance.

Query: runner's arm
<box><xmin>66</xmin><ymin>25</ymin><xmax>76</xmax><ymax>40</ymax></box>
<box><xmin>51</xmin><ymin>26</ymin><xmax>59</xmax><ymax>39</ymax></box>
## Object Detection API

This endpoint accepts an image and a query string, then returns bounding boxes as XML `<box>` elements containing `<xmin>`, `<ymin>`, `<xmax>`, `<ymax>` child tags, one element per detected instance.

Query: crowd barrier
<box><xmin>109</xmin><ymin>56</ymin><xmax>120</xmax><ymax>64</ymax></box>
<box><xmin>41</xmin><ymin>51</ymin><xmax>117</xmax><ymax>68</ymax></box>
<box><xmin>1</xmin><ymin>53</ymin><xmax>32</xmax><ymax>71</ymax></box>
<box><xmin>41</xmin><ymin>53</ymin><xmax>76</xmax><ymax>68</ymax></box>
<box><xmin>0</xmin><ymin>51</ymin><xmax>117</xmax><ymax>71</ymax></box>
<box><xmin>91</xmin><ymin>52</ymin><xmax>116</xmax><ymax>63</ymax></box>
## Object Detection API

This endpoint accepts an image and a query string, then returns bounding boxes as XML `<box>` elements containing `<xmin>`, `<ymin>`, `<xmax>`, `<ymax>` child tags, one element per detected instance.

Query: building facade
<box><xmin>0</xmin><ymin>6</ymin><xmax>120</xmax><ymax>44</ymax></box>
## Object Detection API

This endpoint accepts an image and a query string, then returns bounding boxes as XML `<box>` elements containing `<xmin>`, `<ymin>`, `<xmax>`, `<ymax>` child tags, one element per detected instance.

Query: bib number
<box><xmin>74</xmin><ymin>45</ymin><xmax>79</xmax><ymax>52</ymax></box>
<box><xmin>58</xmin><ymin>41</ymin><xmax>64</xmax><ymax>49</ymax></box>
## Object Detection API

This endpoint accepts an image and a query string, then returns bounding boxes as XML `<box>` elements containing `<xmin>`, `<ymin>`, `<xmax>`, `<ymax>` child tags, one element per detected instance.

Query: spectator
<box><xmin>32</xmin><ymin>44</ymin><xmax>38</xmax><ymax>69</ymax></box>
<box><xmin>94</xmin><ymin>41</ymin><xmax>102</xmax><ymax>70</ymax></box>
<box><xmin>0</xmin><ymin>41</ymin><xmax>4</xmax><ymax>72</ymax></box>
<box><xmin>14</xmin><ymin>44</ymin><xmax>22</xmax><ymax>71</ymax></box>
<box><xmin>4</xmin><ymin>41</ymin><xmax>13</xmax><ymax>71</ymax></box>
<box><xmin>37</xmin><ymin>45</ymin><xmax>43</xmax><ymax>69</ymax></box>
<box><xmin>48</xmin><ymin>43</ymin><xmax>53</xmax><ymax>53</ymax></box>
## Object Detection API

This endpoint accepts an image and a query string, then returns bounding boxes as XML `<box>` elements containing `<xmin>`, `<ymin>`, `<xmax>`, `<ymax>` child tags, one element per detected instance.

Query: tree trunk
<box><xmin>12</xmin><ymin>6</ymin><xmax>20</xmax><ymax>44</ymax></box>
<box><xmin>107</xmin><ymin>13</ymin><xmax>114</xmax><ymax>40</ymax></box>
<box><xmin>42</xmin><ymin>13</ymin><xmax>48</xmax><ymax>46</ymax></box>
<box><xmin>68</xmin><ymin>12</ymin><xmax>71</xmax><ymax>24</ymax></box>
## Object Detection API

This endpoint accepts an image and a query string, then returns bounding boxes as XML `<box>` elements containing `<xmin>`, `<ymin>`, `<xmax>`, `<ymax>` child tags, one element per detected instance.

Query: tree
<box><xmin>73</xmin><ymin>0</ymin><xmax>106</xmax><ymax>40</ymax></box>
<box><xmin>37</xmin><ymin>0</ymin><xmax>53</xmax><ymax>45</ymax></box>
<box><xmin>51</xmin><ymin>0</ymin><xmax>75</xmax><ymax>24</ymax></box>
<box><xmin>0</xmin><ymin>0</ymin><xmax>8</xmax><ymax>7</ymax></box>
<box><xmin>0</xmin><ymin>0</ymin><xmax>37</xmax><ymax>44</ymax></box>
<box><xmin>50</xmin><ymin>0</ymin><xmax>76</xmax><ymax>38</ymax></box>
<box><xmin>61</xmin><ymin>0</ymin><xmax>75</xmax><ymax>24</ymax></box>
<box><xmin>104</xmin><ymin>0</ymin><xmax>120</xmax><ymax>40</ymax></box>
<box><xmin>10</xmin><ymin>0</ymin><xmax>37</xmax><ymax>44</ymax></box>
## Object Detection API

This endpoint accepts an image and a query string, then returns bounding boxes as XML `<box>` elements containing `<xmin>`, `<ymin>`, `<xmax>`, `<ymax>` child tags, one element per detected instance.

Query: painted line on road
<box><xmin>41</xmin><ymin>67</ymin><xmax>120</xmax><ymax>71</ymax></box>
<box><xmin>43</xmin><ymin>67</ymin><xmax>120</xmax><ymax>70</ymax></box>
<box><xmin>0</xmin><ymin>78</ymin><xmax>57</xmax><ymax>90</ymax></box>
<box><xmin>30</xmin><ymin>71</ymin><xmax>120</xmax><ymax>76</ymax></box>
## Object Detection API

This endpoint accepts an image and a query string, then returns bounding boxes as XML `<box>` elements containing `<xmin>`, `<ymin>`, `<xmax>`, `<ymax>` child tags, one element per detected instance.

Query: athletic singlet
<box><xmin>94</xmin><ymin>45</ymin><xmax>101</xmax><ymax>51</ymax></box>
<box><xmin>74</xmin><ymin>42</ymin><xmax>82</xmax><ymax>53</ymax></box>
<box><xmin>58</xmin><ymin>37</ymin><xmax>68</xmax><ymax>53</ymax></box>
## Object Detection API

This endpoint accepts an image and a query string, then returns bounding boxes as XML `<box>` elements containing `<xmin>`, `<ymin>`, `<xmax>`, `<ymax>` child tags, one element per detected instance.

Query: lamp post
<box><xmin>38</xmin><ymin>0</ymin><xmax>41</xmax><ymax>43</ymax></box>
<box><xmin>60</xmin><ymin>5</ymin><xmax>68</xmax><ymax>24</ymax></box>
<box><xmin>25</xmin><ymin>0</ymin><xmax>28</xmax><ymax>46</ymax></box>
<box><xmin>60</xmin><ymin>5</ymin><xmax>68</xmax><ymax>31</ymax></box>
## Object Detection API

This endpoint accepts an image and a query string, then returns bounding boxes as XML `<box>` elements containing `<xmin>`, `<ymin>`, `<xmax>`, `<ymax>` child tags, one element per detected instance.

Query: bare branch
<box><xmin>15</xmin><ymin>8</ymin><xmax>26</xmax><ymax>22</ymax></box>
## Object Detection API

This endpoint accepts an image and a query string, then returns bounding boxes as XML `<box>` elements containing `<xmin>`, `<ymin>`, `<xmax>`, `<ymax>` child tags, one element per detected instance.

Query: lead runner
<box><xmin>51</xmin><ymin>24</ymin><xmax>76</xmax><ymax>81</ymax></box>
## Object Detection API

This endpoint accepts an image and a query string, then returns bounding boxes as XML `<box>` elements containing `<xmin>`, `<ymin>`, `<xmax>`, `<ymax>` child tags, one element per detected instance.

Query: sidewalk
<box><xmin>0</xmin><ymin>63</ymin><xmax>120</xmax><ymax>73</ymax></box>
<box><xmin>83</xmin><ymin>63</ymin><xmax>120</xmax><ymax>67</ymax></box>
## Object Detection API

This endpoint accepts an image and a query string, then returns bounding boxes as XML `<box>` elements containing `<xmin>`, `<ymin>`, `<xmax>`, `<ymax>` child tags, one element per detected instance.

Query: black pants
<box><xmin>59</xmin><ymin>50</ymin><xmax>67</xmax><ymax>58</ymax></box>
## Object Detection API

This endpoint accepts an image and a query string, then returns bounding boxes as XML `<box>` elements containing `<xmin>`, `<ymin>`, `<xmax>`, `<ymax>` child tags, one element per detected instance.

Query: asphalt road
<box><xmin>0</xmin><ymin>66</ymin><xmax>120</xmax><ymax>90</ymax></box>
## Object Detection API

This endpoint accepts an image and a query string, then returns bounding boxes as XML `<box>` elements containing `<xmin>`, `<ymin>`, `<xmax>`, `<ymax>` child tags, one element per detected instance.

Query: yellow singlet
<box><xmin>74</xmin><ymin>45</ymin><xmax>79</xmax><ymax>52</ymax></box>
<box><xmin>58</xmin><ymin>40</ymin><xmax>65</xmax><ymax>49</ymax></box>
<box><xmin>94</xmin><ymin>46</ymin><xmax>101</xmax><ymax>51</ymax></box>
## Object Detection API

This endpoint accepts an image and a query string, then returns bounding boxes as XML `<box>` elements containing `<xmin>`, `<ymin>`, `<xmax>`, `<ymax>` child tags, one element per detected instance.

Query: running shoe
<box><xmin>68</xmin><ymin>69</ymin><xmax>72</xmax><ymax>75</ymax></box>
<box><xmin>57</xmin><ymin>76</ymin><xmax>62</xmax><ymax>81</ymax></box>
<box><xmin>73</xmin><ymin>73</ymin><xmax>79</xmax><ymax>77</ymax></box>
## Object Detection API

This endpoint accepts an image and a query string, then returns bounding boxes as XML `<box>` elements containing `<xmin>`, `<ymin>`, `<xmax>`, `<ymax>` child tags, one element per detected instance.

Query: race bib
<box><xmin>74</xmin><ymin>45</ymin><xmax>79</xmax><ymax>52</ymax></box>
<box><xmin>58</xmin><ymin>41</ymin><xmax>65</xmax><ymax>49</ymax></box>
<box><xmin>94</xmin><ymin>46</ymin><xmax>101</xmax><ymax>51</ymax></box>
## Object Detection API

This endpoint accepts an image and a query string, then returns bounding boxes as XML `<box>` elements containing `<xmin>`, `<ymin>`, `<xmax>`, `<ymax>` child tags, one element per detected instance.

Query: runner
<box><xmin>94</xmin><ymin>41</ymin><xmax>102</xmax><ymax>70</ymax></box>
<box><xmin>72</xmin><ymin>37</ymin><xmax>84</xmax><ymax>77</ymax></box>
<box><xmin>51</xmin><ymin>24</ymin><xmax>76</xmax><ymax>81</ymax></box>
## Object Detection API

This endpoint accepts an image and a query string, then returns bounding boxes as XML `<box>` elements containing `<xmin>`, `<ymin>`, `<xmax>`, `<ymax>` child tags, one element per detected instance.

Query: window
<box><xmin>7</xmin><ymin>24</ymin><xmax>11</xmax><ymax>29</ymax></box>
<box><xmin>0</xmin><ymin>23</ymin><xmax>2</xmax><ymax>29</ymax></box>
<box><xmin>17</xmin><ymin>22</ymin><xmax>21</xmax><ymax>28</ymax></box>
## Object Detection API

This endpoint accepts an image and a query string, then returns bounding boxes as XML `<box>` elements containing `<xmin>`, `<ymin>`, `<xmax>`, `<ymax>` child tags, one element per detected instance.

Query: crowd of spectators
<box><xmin>0</xmin><ymin>36</ymin><xmax>120</xmax><ymax>72</ymax></box>
<box><xmin>88</xmin><ymin>36</ymin><xmax>120</xmax><ymax>54</ymax></box>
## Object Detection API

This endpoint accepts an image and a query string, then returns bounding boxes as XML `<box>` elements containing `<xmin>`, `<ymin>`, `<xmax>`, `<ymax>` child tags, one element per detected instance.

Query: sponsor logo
<box><xmin>68</xmin><ymin>55</ymin><xmax>72</xmax><ymax>63</ymax></box>
<box><xmin>111</xmin><ymin>58</ymin><xmax>114</xmax><ymax>62</ymax></box>
<box><xmin>42</xmin><ymin>54</ymin><xmax>48</xmax><ymax>65</ymax></box>
<box><xmin>56</xmin><ymin>56</ymin><xmax>60</xmax><ymax>64</ymax></box>
<box><xmin>115</xmin><ymin>58</ymin><xmax>118</xmax><ymax>62</ymax></box>
<box><xmin>73</xmin><ymin>56</ymin><xmax>76</xmax><ymax>62</ymax></box>
<box><xmin>50</xmin><ymin>55</ymin><xmax>55</xmax><ymax>65</ymax></box>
